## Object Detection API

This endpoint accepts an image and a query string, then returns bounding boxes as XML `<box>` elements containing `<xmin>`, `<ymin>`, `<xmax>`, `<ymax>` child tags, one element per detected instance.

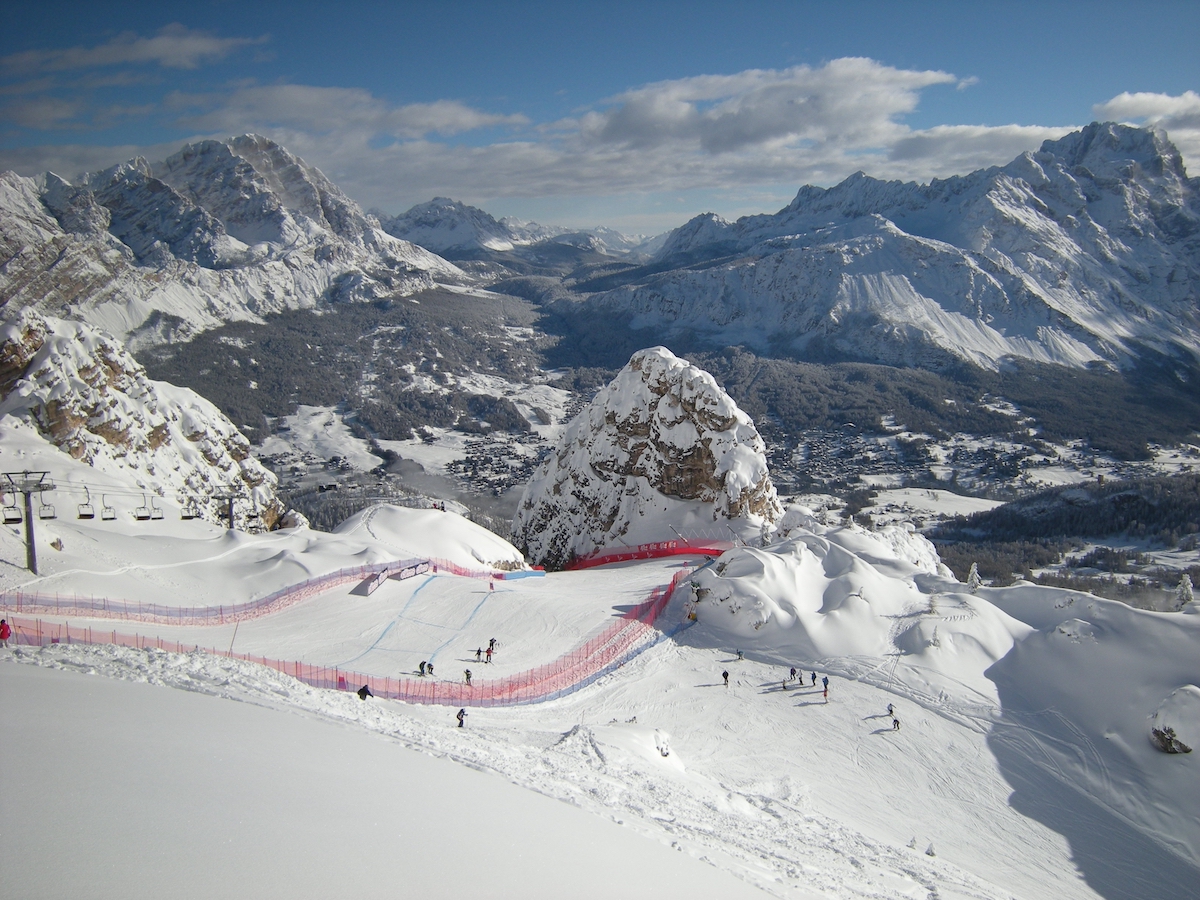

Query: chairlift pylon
<box><xmin>100</xmin><ymin>494</ymin><xmax>116</xmax><ymax>521</ymax></box>
<box><xmin>134</xmin><ymin>494</ymin><xmax>151</xmax><ymax>521</ymax></box>
<box><xmin>77</xmin><ymin>486</ymin><xmax>95</xmax><ymax>520</ymax></box>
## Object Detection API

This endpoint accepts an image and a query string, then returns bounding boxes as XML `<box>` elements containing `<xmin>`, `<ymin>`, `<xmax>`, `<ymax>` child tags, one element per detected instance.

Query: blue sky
<box><xmin>3</xmin><ymin>1</ymin><xmax>1198</xmax><ymax>232</ymax></box>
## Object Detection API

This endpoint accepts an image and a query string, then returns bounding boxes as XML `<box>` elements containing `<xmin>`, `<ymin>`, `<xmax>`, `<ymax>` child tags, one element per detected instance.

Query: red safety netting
<box><xmin>1</xmin><ymin>568</ymin><xmax>693</xmax><ymax>707</ymax></box>
<box><xmin>0</xmin><ymin>556</ymin><xmax>538</xmax><ymax>625</ymax></box>
<box><xmin>564</xmin><ymin>538</ymin><xmax>732</xmax><ymax>570</ymax></box>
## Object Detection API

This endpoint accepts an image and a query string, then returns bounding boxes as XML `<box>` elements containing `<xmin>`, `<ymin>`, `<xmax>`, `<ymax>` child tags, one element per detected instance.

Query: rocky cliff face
<box><xmin>0</xmin><ymin>310</ymin><xmax>283</xmax><ymax>527</ymax></box>
<box><xmin>512</xmin><ymin>347</ymin><xmax>781</xmax><ymax>569</ymax></box>
<box><xmin>0</xmin><ymin>135</ymin><xmax>464</xmax><ymax>350</ymax></box>
<box><xmin>592</xmin><ymin>123</ymin><xmax>1200</xmax><ymax>371</ymax></box>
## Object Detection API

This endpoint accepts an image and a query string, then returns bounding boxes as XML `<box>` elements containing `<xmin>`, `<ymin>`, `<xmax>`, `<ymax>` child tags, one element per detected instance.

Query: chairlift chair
<box><xmin>180</xmin><ymin>501</ymin><xmax>198</xmax><ymax>520</ymax></box>
<box><xmin>39</xmin><ymin>500</ymin><xmax>56</xmax><ymax>520</ymax></box>
<box><xmin>77</xmin><ymin>486</ymin><xmax>95</xmax><ymax>520</ymax></box>
<box><xmin>100</xmin><ymin>495</ymin><xmax>117</xmax><ymax>521</ymax></box>
<box><xmin>134</xmin><ymin>494</ymin><xmax>152</xmax><ymax>521</ymax></box>
<box><xmin>3</xmin><ymin>496</ymin><xmax>20</xmax><ymax>525</ymax></box>
<box><xmin>150</xmin><ymin>496</ymin><xmax>164</xmax><ymax>520</ymax></box>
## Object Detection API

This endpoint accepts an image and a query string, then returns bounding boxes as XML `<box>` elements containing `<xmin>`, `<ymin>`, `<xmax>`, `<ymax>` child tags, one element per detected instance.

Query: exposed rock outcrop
<box><xmin>0</xmin><ymin>310</ymin><xmax>283</xmax><ymax>527</ymax></box>
<box><xmin>512</xmin><ymin>347</ymin><xmax>781</xmax><ymax>568</ymax></box>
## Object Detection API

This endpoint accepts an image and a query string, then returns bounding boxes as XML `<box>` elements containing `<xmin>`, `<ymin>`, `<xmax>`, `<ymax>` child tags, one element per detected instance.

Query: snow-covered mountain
<box><xmin>0</xmin><ymin>310</ymin><xmax>282</xmax><ymax>526</ymax></box>
<box><xmin>0</xmin><ymin>135</ymin><xmax>464</xmax><ymax>350</ymax></box>
<box><xmin>512</xmin><ymin>347</ymin><xmax>781</xmax><ymax>568</ymax></box>
<box><xmin>379</xmin><ymin>197</ymin><xmax>662</xmax><ymax>260</ymax></box>
<box><xmin>586</xmin><ymin>123</ymin><xmax>1200</xmax><ymax>371</ymax></box>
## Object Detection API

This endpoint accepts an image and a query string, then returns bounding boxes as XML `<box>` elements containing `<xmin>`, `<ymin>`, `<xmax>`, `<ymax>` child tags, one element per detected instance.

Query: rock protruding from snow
<box><xmin>0</xmin><ymin>310</ymin><xmax>283</xmax><ymax>526</ymax></box>
<box><xmin>512</xmin><ymin>347</ymin><xmax>781</xmax><ymax>569</ymax></box>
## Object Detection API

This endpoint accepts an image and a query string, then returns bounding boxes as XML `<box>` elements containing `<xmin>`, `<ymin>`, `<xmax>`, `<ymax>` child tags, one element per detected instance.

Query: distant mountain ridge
<box><xmin>0</xmin><ymin>134</ymin><xmax>464</xmax><ymax>350</ymax></box>
<box><xmin>376</xmin><ymin>196</ymin><xmax>665</xmax><ymax>260</ymax></box>
<box><xmin>582</xmin><ymin>123</ymin><xmax>1200</xmax><ymax>371</ymax></box>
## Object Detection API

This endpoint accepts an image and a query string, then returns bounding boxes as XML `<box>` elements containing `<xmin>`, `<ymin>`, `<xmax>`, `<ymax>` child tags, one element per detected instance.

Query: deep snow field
<box><xmin>2</xmin><ymin>422</ymin><xmax>1199</xmax><ymax>900</ymax></box>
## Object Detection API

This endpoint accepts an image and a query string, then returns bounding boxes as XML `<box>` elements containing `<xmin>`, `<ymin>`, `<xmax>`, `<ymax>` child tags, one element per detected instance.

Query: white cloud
<box><xmin>168</xmin><ymin>84</ymin><xmax>527</xmax><ymax>138</ymax></box>
<box><xmin>1093</xmin><ymin>91</ymin><xmax>1200</xmax><ymax>172</ymax></box>
<box><xmin>10</xmin><ymin>59</ymin><xmax>1175</xmax><ymax>231</ymax></box>
<box><xmin>0</xmin><ymin>24</ymin><xmax>266</xmax><ymax>73</ymax></box>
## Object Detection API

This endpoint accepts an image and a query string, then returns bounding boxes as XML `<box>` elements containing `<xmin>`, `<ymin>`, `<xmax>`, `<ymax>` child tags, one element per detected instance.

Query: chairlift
<box><xmin>2</xmin><ymin>495</ymin><xmax>20</xmax><ymax>525</ymax></box>
<box><xmin>39</xmin><ymin>499</ymin><xmax>56</xmax><ymax>520</ymax></box>
<box><xmin>77</xmin><ymin>486</ymin><xmax>95</xmax><ymax>520</ymax></box>
<box><xmin>134</xmin><ymin>494</ymin><xmax>151</xmax><ymax>521</ymax></box>
<box><xmin>180</xmin><ymin>501</ymin><xmax>198</xmax><ymax>520</ymax></box>
<box><xmin>150</xmin><ymin>496</ymin><xmax>164</xmax><ymax>520</ymax></box>
<box><xmin>100</xmin><ymin>494</ymin><xmax>117</xmax><ymax>521</ymax></box>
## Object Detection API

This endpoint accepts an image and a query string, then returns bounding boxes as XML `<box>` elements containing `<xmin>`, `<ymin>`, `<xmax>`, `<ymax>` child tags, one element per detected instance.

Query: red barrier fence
<box><xmin>565</xmin><ymin>538</ymin><xmax>732</xmax><ymax>570</ymax></box>
<box><xmin>0</xmin><ymin>556</ymin><xmax>535</xmax><ymax>626</ymax></box>
<box><xmin>2</xmin><ymin>568</ymin><xmax>693</xmax><ymax>707</ymax></box>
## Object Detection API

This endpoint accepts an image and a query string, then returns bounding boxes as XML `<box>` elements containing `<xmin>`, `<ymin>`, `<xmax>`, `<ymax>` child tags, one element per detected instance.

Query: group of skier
<box><xmin>473</xmin><ymin>637</ymin><xmax>497</xmax><ymax>664</ymax></box>
<box><xmin>730</xmin><ymin>657</ymin><xmax>903</xmax><ymax>728</ymax></box>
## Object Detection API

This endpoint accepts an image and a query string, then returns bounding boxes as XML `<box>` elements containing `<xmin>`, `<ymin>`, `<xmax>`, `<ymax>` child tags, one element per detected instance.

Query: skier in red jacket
<box><xmin>0</xmin><ymin>619</ymin><xmax>10</xmax><ymax>648</ymax></box>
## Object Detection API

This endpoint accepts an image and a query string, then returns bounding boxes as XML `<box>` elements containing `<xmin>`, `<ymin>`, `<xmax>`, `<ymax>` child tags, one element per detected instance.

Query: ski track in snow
<box><xmin>5</xmin><ymin>640</ymin><xmax>1013</xmax><ymax>900</ymax></box>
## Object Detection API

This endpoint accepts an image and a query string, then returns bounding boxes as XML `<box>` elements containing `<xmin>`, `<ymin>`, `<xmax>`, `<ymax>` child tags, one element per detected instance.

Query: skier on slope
<box><xmin>475</xmin><ymin>648</ymin><xmax>483</xmax><ymax>662</ymax></box>
<box><xmin>464</xmin><ymin>669</ymin><xmax>472</xmax><ymax>686</ymax></box>
<box><xmin>0</xmin><ymin>619</ymin><xmax>10</xmax><ymax>648</ymax></box>
<box><xmin>789</xmin><ymin>667</ymin><xmax>797</xmax><ymax>681</ymax></box>
<box><xmin>722</xmin><ymin>670</ymin><xmax>730</xmax><ymax>687</ymax></box>
<box><xmin>892</xmin><ymin>715</ymin><xmax>901</xmax><ymax>731</ymax></box>
<box><xmin>418</xmin><ymin>660</ymin><xmax>427</xmax><ymax>676</ymax></box>
<box><xmin>427</xmin><ymin>662</ymin><xmax>434</xmax><ymax>677</ymax></box>
<box><xmin>485</xmin><ymin>645</ymin><xmax>493</xmax><ymax>664</ymax></box>
<box><xmin>457</xmin><ymin>708</ymin><xmax>467</xmax><ymax>727</ymax></box>
<box><xmin>810</xmin><ymin>671</ymin><xmax>817</xmax><ymax>686</ymax></box>
<box><xmin>822</xmin><ymin>675</ymin><xmax>829</xmax><ymax>700</ymax></box>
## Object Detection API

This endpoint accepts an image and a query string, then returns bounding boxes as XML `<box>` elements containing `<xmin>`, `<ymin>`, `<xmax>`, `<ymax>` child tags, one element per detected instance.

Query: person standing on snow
<box><xmin>789</xmin><ymin>667</ymin><xmax>797</xmax><ymax>681</ymax></box>
<box><xmin>426</xmin><ymin>662</ymin><xmax>434</xmax><ymax>677</ymax></box>
<box><xmin>457</xmin><ymin>708</ymin><xmax>467</xmax><ymax>727</ymax></box>
<box><xmin>892</xmin><ymin>715</ymin><xmax>901</xmax><ymax>731</ymax></box>
<box><xmin>722</xmin><ymin>670</ymin><xmax>730</xmax><ymax>687</ymax></box>
<box><xmin>475</xmin><ymin>648</ymin><xmax>483</xmax><ymax>662</ymax></box>
<box><xmin>810</xmin><ymin>671</ymin><xmax>817</xmax><ymax>686</ymax></box>
<box><xmin>485</xmin><ymin>645</ymin><xmax>493</xmax><ymax>664</ymax></box>
<box><xmin>464</xmin><ymin>669</ymin><xmax>472</xmax><ymax>686</ymax></box>
<box><xmin>418</xmin><ymin>660</ymin><xmax>427</xmax><ymax>676</ymax></box>
<box><xmin>0</xmin><ymin>619</ymin><xmax>10</xmax><ymax>648</ymax></box>
<box><xmin>822</xmin><ymin>675</ymin><xmax>829</xmax><ymax>700</ymax></box>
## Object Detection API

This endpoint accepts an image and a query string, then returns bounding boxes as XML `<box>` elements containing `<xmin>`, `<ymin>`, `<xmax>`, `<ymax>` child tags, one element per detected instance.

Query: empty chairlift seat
<box><xmin>134</xmin><ymin>494</ymin><xmax>151</xmax><ymax>521</ymax></box>
<box><xmin>3</xmin><ymin>498</ymin><xmax>20</xmax><ymax>525</ymax></box>
<box><xmin>100</xmin><ymin>495</ymin><xmax>117</xmax><ymax>521</ymax></box>
<box><xmin>77</xmin><ymin>487</ymin><xmax>95</xmax><ymax>520</ymax></box>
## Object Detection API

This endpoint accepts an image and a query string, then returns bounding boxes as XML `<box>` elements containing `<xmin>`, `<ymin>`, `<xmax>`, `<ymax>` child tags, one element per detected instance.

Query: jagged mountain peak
<box><xmin>0</xmin><ymin>135</ymin><xmax>464</xmax><ymax>348</ymax></box>
<box><xmin>619</xmin><ymin>122</ymin><xmax>1199</xmax><ymax>371</ymax></box>
<box><xmin>1037</xmin><ymin>121</ymin><xmax>1186</xmax><ymax>181</ymax></box>
<box><xmin>512</xmin><ymin>346</ymin><xmax>781</xmax><ymax>569</ymax></box>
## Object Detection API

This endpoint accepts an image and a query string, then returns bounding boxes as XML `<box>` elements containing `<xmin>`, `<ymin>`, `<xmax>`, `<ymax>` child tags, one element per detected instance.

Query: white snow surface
<box><xmin>1</xmin><ymin>477</ymin><xmax>1198</xmax><ymax>897</ymax></box>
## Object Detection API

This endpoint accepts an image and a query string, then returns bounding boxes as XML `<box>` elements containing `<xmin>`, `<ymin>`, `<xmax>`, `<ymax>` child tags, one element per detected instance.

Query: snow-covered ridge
<box><xmin>0</xmin><ymin>310</ymin><xmax>281</xmax><ymax>525</ymax></box>
<box><xmin>378</xmin><ymin>196</ymin><xmax>663</xmax><ymax>258</ymax></box>
<box><xmin>0</xmin><ymin>135</ymin><xmax>465</xmax><ymax>349</ymax></box>
<box><xmin>512</xmin><ymin>347</ymin><xmax>781</xmax><ymax>568</ymax></box>
<box><xmin>593</xmin><ymin>123</ymin><xmax>1200</xmax><ymax>370</ymax></box>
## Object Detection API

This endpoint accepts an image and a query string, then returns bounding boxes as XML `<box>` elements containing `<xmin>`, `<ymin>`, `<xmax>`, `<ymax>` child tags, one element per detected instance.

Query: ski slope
<box><xmin>2</xmin><ymin>424</ymin><xmax>1198</xmax><ymax>898</ymax></box>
